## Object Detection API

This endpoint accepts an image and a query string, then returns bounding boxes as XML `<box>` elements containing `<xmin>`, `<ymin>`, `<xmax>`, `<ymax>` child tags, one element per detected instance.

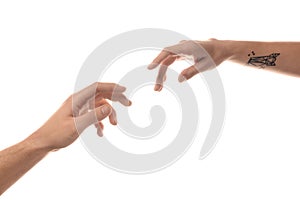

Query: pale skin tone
<box><xmin>0</xmin><ymin>82</ymin><xmax>131</xmax><ymax>195</ymax></box>
<box><xmin>148</xmin><ymin>39</ymin><xmax>300</xmax><ymax>91</ymax></box>
<box><xmin>2</xmin><ymin>39</ymin><xmax>300</xmax><ymax>195</ymax></box>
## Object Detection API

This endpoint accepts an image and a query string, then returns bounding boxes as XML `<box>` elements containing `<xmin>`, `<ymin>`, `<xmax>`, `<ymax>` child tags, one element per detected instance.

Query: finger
<box><xmin>98</xmin><ymin>121</ymin><xmax>104</xmax><ymax>130</ymax></box>
<box><xmin>94</xmin><ymin>121</ymin><xmax>104</xmax><ymax>131</ymax></box>
<box><xmin>175</xmin><ymin>55</ymin><xmax>185</xmax><ymax>61</ymax></box>
<box><xmin>75</xmin><ymin>104</ymin><xmax>112</xmax><ymax>134</ymax></box>
<box><xmin>111</xmin><ymin>94</ymin><xmax>132</xmax><ymax>106</ymax></box>
<box><xmin>94</xmin><ymin>91</ymin><xmax>132</xmax><ymax>107</ymax></box>
<box><xmin>154</xmin><ymin>56</ymin><xmax>176</xmax><ymax>91</ymax></box>
<box><xmin>96</xmin><ymin>82</ymin><xmax>126</xmax><ymax>94</ymax></box>
<box><xmin>109</xmin><ymin>108</ymin><xmax>117</xmax><ymax>125</ymax></box>
<box><xmin>147</xmin><ymin>50</ymin><xmax>170</xmax><ymax>70</ymax></box>
<box><xmin>94</xmin><ymin>99</ymin><xmax>117</xmax><ymax>125</ymax></box>
<box><xmin>155</xmin><ymin>65</ymin><xmax>168</xmax><ymax>91</ymax></box>
<box><xmin>178</xmin><ymin>65</ymin><xmax>199</xmax><ymax>82</ymax></box>
<box><xmin>94</xmin><ymin>98</ymin><xmax>108</xmax><ymax>108</ymax></box>
<box><xmin>94</xmin><ymin>121</ymin><xmax>104</xmax><ymax>137</ymax></box>
<box><xmin>93</xmin><ymin>119</ymin><xmax>104</xmax><ymax>137</ymax></box>
<box><xmin>178</xmin><ymin>58</ymin><xmax>214</xmax><ymax>82</ymax></box>
<box><xmin>73</xmin><ymin>82</ymin><xmax>126</xmax><ymax>110</ymax></box>
<box><xmin>97</xmin><ymin>127</ymin><xmax>103</xmax><ymax>137</ymax></box>
<box><xmin>163</xmin><ymin>75</ymin><xmax>167</xmax><ymax>82</ymax></box>
<box><xmin>99</xmin><ymin>93</ymin><xmax>132</xmax><ymax>105</ymax></box>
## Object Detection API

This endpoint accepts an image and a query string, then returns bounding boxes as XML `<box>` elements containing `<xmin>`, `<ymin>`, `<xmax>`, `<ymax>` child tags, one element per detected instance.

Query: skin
<box><xmin>2</xmin><ymin>39</ymin><xmax>300</xmax><ymax>195</ymax></box>
<box><xmin>148</xmin><ymin>39</ymin><xmax>300</xmax><ymax>91</ymax></box>
<box><xmin>0</xmin><ymin>82</ymin><xmax>131</xmax><ymax>195</ymax></box>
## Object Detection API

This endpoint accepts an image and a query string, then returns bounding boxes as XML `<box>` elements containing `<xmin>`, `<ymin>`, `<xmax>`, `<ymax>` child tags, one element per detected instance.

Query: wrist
<box><xmin>217</xmin><ymin>40</ymin><xmax>236</xmax><ymax>62</ymax></box>
<box><xmin>197</xmin><ymin>39</ymin><xmax>233</xmax><ymax>66</ymax></box>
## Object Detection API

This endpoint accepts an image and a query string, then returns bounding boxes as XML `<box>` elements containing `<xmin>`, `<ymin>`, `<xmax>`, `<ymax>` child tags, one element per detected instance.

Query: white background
<box><xmin>1</xmin><ymin>0</ymin><xmax>300</xmax><ymax>199</ymax></box>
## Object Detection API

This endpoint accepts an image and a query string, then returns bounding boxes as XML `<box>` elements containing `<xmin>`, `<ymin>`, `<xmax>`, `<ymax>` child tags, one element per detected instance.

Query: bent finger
<box><xmin>178</xmin><ymin>65</ymin><xmax>199</xmax><ymax>82</ymax></box>
<box><xmin>147</xmin><ymin>50</ymin><xmax>171</xmax><ymax>70</ymax></box>
<box><xmin>94</xmin><ymin>99</ymin><xmax>117</xmax><ymax>125</ymax></box>
<box><xmin>154</xmin><ymin>55</ymin><xmax>176</xmax><ymax>91</ymax></box>
<box><xmin>75</xmin><ymin>104</ymin><xmax>112</xmax><ymax>134</ymax></box>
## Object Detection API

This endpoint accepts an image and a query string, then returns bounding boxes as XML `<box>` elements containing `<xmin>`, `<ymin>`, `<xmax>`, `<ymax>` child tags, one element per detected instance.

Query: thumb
<box><xmin>74</xmin><ymin>104</ymin><xmax>112</xmax><ymax>134</ymax></box>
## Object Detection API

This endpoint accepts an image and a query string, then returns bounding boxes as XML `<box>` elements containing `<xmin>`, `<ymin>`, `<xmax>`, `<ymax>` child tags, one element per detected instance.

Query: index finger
<box><xmin>147</xmin><ymin>50</ymin><xmax>171</xmax><ymax>70</ymax></box>
<box><xmin>96</xmin><ymin>82</ymin><xmax>126</xmax><ymax>93</ymax></box>
<box><xmin>73</xmin><ymin>82</ymin><xmax>126</xmax><ymax>109</ymax></box>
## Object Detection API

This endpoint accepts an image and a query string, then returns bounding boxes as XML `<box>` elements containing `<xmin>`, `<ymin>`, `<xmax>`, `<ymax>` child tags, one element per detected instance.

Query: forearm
<box><xmin>0</xmin><ymin>132</ymin><xmax>50</xmax><ymax>195</ymax></box>
<box><xmin>222</xmin><ymin>40</ymin><xmax>300</xmax><ymax>77</ymax></box>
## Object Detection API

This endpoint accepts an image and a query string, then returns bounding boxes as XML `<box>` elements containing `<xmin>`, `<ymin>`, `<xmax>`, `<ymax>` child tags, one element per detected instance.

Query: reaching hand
<box><xmin>33</xmin><ymin>82</ymin><xmax>131</xmax><ymax>151</ymax></box>
<box><xmin>148</xmin><ymin>39</ymin><xmax>227</xmax><ymax>91</ymax></box>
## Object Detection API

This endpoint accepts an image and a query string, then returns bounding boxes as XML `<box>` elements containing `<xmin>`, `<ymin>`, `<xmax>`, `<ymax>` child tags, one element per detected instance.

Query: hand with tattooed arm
<box><xmin>148</xmin><ymin>39</ymin><xmax>300</xmax><ymax>91</ymax></box>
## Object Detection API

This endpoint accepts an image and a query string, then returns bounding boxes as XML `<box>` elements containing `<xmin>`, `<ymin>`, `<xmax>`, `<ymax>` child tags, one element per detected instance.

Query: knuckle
<box><xmin>92</xmin><ymin>82</ymin><xmax>99</xmax><ymax>87</ymax></box>
<box><xmin>93</xmin><ymin>82</ymin><xmax>100</xmax><ymax>92</ymax></box>
<box><xmin>163</xmin><ymin>47</ymin><xmax>173</xmax><ymax>54</ymax></box>
<box><xmin>64</xmin><ymin>95</ymin><xmax>73</xmax><ymax>105</ymax></box>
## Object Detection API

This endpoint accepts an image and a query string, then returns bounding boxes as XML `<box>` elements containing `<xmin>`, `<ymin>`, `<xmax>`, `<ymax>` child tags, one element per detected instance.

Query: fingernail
<box><xmin>101</xmin><ymin>105</ymin><xmax>111</xmax><ymax>115</ymax></box>
<box><xmin>97</xmin><ymin>128</ymin><xmax>103</xmax><ymax>137</ymax></box>
<box><xmin>154</xmin><ymin>84</ymin><xmax>161</xmax><ymax>91</ymax></box>
<box><xmin>178</xmin><ymin>74</ymin><xmax>186</xmax><ymax>82</ymax></box>
<box><xmin>112</xmin><ymin>119</ymin><xmax>117</xmax><ymax>125</ymax></box>
<box><xmin>147</xmin><ymin>63</ymin><xmax>156</xmax><ymax>70</ymax></box>
<box><xmin>111</xmin><ymin>116</ymin><xmax>118</xmax><ymax>125</ymax></box>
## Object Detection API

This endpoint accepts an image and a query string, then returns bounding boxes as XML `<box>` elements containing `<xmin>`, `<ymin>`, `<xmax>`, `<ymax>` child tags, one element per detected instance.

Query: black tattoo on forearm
<box><xmin>247</xmin><ymin>51</ymin><xmax>280</xmax><ymax>68</ymax></box>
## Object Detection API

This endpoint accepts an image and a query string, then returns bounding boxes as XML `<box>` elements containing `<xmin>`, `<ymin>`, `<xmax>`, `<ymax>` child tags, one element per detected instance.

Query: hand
<box><xmin>30</xmin><ymin>82</ymin><xmax>131</xmax><ymax>151</ymax></box>
<box><xmin>148</xmin><ymin>39</ymin><xmax>228</xmax><ymax>91</ymax></box>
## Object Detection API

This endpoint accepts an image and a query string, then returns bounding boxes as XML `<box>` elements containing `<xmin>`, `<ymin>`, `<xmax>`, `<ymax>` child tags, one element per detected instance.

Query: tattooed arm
<box><xmin>148</xmin><ymin>40</ymin><xmax>300</xmax><ymax>91</ymax></box>
<box><xmin>226</xmin><ymin>40</ymin><xmax>300</xmax><ymax>77</ymax></box>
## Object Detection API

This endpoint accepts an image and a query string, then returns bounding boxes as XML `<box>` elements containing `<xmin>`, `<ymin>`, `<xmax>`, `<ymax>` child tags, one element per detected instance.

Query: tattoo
<box><xmin>247</xmin><ymin>51</ymin><xmax>280</xmax><ymax>68</ymax></box>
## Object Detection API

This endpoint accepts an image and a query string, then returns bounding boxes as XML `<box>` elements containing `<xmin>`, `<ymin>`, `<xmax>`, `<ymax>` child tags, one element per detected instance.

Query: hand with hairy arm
<box><xmin>148</xmin><ymin>39</ymin><xmax>300</xmax><ymax>91</ymax></box>
<box><xmin>0</xmin><ymin>82</ymin><xmax>131</xmax><ymax>195</ymax></box>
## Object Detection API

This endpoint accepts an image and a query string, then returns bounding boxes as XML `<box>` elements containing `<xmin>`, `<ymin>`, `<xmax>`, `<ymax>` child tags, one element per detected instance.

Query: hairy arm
<box><xmin>0</xmin><ymin>82</ymin><xmax>131</xmax><ymax>195</ymax></box>
<box><xmin>0</xmin><ymin>136</ymin><xmax>49</xmax><ymax>195</ymax></box>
